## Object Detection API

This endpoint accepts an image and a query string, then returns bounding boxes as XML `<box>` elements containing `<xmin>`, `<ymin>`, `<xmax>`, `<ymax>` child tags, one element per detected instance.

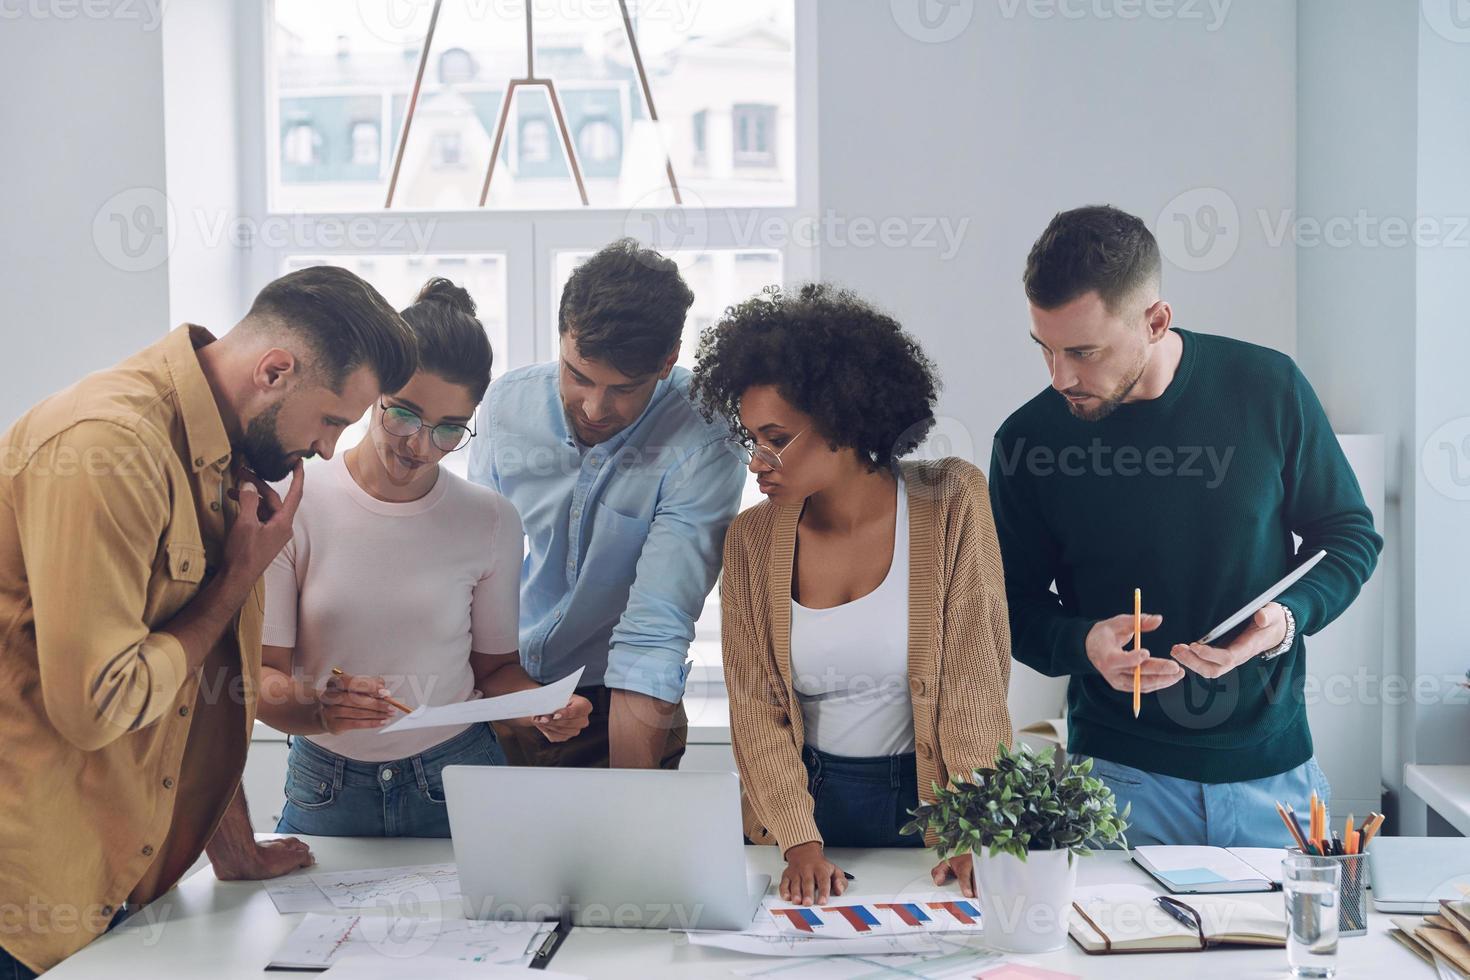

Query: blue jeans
<box><xmin>1079</xmin><ymin>754</ymin><xmax>1331</xmax><ymax>848</ymax></box>
<box><xmin>0</xmin><ymin>946</ymin><xmax>35</xmax><ymax>980</ymax></box>
<box><xmin>803</xmin><ymin>746</ymin><xmax>926</xmax><ymax>848</ymax></box>
<box><xmin>277</xmin><ymin>723</ymin><xmax>506</xmax><ymax>838</ymax></box>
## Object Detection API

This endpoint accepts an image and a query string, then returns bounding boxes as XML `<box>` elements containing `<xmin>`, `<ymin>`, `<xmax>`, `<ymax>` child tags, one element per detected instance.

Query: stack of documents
<box><xmin>1390</xmin><ymin>900</ymin><xmax>1470</xmax><ymax>976</ymax></box>
<box><xmin>269</xmin><ymin>914</ymin><xmax>555</xmax><ymax>970</ymax></box>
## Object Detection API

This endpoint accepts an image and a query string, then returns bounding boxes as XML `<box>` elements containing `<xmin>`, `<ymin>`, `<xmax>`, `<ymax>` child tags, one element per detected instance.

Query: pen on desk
<box><xmin>1132</xmin><ymin>588</ymin><xmax>1142</xmax><ymax>719</ymax></box>
<box><xmin>330</xmin><ymin>666</ymin><xmax>413</xmax><ymax>715</ymax></box>
<box><xmin>843</xmin><ymin>872</ymin><xmax>855</xmax><ymax>881</ymax></box>
<box><xmin>1154</xmin><ymin>896</ymin><xmax>1199</xmax><ymax>932</ymax></box>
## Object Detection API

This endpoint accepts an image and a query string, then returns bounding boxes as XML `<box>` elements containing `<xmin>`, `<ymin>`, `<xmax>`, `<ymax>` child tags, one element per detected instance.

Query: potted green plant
<box><xmin>902</xmin><ymin>742</ymin><xmax>1129</xmax><ymax>953</ymax></box>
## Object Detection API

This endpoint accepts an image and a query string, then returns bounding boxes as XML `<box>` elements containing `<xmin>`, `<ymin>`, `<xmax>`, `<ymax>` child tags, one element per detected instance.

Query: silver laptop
<box><xmin>1367</xmin><ymin>836</ymin><xmax>1470</xmax><ymax>912</ymax></box>
<box><xmin>444</xmin><ymin>766</ymin><xmax>771</xmax><ymax>931</ymax></box>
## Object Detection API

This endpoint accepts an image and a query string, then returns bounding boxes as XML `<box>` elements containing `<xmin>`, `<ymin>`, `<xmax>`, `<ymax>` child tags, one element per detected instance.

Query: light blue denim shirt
<box><xmin>468</xmin><ymin>362</ymin><xmax>744</xmax><ymax>704</ymax></box>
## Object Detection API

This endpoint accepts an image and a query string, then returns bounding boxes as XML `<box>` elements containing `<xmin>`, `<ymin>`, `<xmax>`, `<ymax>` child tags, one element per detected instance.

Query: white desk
<box><xmin>1406</xmin><ymin>763</ymin><xmax>1470</xmax><ymax>838</ymax></box>
<box><xmin>48</xmin><ymin>837</ymin><xmax>1423</xmax><ymax>979</ymax></box>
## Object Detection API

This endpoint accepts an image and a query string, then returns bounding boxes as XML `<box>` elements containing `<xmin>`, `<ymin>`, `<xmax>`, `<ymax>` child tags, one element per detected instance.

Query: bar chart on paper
<box><xmin>764</xmin><ymin>893</ymin><xmax>984</xmax><ymax>938</ymax></box>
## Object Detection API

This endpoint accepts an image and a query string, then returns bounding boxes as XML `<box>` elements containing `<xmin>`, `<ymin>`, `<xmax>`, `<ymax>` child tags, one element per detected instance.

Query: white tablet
<box><xmin>1196</xmin><ymin>549</ymin><xmax>1327</xmax><ymax>644</ymax></box>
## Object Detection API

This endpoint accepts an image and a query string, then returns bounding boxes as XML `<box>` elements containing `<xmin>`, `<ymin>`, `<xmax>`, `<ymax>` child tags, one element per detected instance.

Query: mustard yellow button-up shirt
<box><xmin>0</xmin><ymin>325</ymin><xmax>263</xmax><ymax>973</ymax></box>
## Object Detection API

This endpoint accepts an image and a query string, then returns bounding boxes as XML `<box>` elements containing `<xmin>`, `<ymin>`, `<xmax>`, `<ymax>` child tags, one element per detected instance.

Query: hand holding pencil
<box><xmin>316</xmin><ymin>666</ymin><xmax>412</xmax><ymax>734</ymax></box>
<box><xmin>1084</xmin><ymin>601</ymin><xmax>1181</xmax><ymax>699</ymax></box>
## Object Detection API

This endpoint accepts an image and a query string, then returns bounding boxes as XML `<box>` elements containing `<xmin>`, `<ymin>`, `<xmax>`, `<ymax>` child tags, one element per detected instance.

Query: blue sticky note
<box><xmin>1166</xmin><ymin>867</ymin><xmax>1228</xmax><ymax>885</ymax></box>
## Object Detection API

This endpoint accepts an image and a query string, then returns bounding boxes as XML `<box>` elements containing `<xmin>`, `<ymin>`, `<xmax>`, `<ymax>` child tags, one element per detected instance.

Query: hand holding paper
<box><xmin>378</xmin><ymin>667</ymin><xmax>586</xmax><ymax>734</ymax></box>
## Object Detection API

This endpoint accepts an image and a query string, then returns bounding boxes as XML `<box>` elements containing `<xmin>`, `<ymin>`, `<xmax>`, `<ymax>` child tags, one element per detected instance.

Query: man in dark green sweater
<box><xmin>990</xmin><ymin>205</ymin><xmax>1382</xmax><ymax>847</ymax></box>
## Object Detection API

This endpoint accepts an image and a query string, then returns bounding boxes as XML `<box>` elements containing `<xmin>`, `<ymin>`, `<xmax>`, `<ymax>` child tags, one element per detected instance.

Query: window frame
<box><xmin>240</xmin><ymin>1</ymin><xmax>821</xmax><ymax>690</ymax></box>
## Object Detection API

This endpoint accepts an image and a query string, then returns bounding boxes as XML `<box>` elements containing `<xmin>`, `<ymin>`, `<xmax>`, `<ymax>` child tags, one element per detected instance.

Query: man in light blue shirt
<box><xmin>469</xmin><ymin>239</ymin><xmax>745</xmax><ymax>769</ymax></box>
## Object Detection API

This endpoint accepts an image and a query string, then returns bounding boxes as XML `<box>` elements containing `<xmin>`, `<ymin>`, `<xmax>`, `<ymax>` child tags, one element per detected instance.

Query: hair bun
<box><xmin>414</xmin><ymin>277</ymin><xmax>477</xmax><ymax>317</ymax></box>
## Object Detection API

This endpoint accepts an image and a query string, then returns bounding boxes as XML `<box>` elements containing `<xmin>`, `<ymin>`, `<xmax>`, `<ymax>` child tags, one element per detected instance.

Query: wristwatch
<box><xmin>1261</xmin><ymin>603</ymin><xmax>1296</xmax><ymax>660</ymax></box>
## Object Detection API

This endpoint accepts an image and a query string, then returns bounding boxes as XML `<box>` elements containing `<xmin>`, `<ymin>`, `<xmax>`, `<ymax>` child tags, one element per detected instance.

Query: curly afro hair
<box><xmin>691</xmin><ymin>283</ymin><xmax>939</xmax><ymax>471</ymax></box>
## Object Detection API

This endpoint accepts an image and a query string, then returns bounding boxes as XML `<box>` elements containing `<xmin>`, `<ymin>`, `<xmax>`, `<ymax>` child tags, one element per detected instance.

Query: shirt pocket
<box><xmin>583</xmin><ymin>503</ymin><xmax>652</xmax><ymax>590</ymax></box>
<box><xmin>151</xmin><ymin>539</ymin><xmax>207</xmax><ymax>620</ymax></box>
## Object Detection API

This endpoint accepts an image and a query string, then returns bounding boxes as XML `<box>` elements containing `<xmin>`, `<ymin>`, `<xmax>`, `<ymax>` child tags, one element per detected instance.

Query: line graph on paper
<box><xmin>268</xmin><ymin>913</ymin><xmax>553</xmax><ymax>969</ymax></box>
<box><xmin>309</xmin><ymin>863</ymin><xmax>462</xmax><ymax>910</ymax></box>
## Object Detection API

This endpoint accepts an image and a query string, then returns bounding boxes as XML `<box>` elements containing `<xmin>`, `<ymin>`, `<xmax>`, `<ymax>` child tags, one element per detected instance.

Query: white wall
<box><xmin>814</xmin><ymin>0</ymin><xmax>1298</xmax><ymax>725</ymax></box>
<box><xmin>1298</xmin><ymin>0</ymin><xmax>1470</xmax><ymax>834</ymax></box>
<box><xmin>0</xmin><ymin>6</ymin><xmax>173</xmax><ymax>428</ymax></box>
<box><xmin>1296</xmin><ymin>0</ymin><xmax>1419</xmax><ymax>827</ymax></box>
<box><xmin>1412</xmin><ymin>8</ymin><xmax>1470</xmax><ymax>774</ymax></box>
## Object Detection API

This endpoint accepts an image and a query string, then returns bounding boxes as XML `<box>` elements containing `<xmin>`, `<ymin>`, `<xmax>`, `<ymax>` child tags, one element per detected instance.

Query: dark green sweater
<box><xmin>988</xmin><ymin>329</ymin><xmax>1382</xmax><ymax>783</ymax></box>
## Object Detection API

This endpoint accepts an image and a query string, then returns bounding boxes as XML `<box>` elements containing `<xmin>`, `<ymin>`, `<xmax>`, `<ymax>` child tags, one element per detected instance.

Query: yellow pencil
<box><xmin>330</xmin><ymin>666</ymin><xmax>413</xmax><ymax>714</ymax></box>
<box><xmin>1132</xmin><ymin>588</ymin><xmax>1142</xmax><ymax>718</ymax></box>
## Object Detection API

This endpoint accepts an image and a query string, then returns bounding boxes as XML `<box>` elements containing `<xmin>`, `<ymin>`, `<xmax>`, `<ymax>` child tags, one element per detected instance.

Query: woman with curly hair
<box><xmin>692</xmin><ymin>284</ymin><xmax>1013</xmax><ymax>907</ymax></box>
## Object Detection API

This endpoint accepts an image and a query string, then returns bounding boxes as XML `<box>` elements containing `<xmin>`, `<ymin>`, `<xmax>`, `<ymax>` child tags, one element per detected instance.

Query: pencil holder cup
<box><xmin>1286</xmin><ymin>848</ymin><xmax>1368</xmax><ymax>937</ymax></box>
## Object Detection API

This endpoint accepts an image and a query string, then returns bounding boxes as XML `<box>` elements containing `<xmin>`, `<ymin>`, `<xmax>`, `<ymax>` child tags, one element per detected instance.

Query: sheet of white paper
<box><xmin>310</xmin><ymin>862</ymin><xmax>461</xmax><ymax>910</ymax></box>
<box><xmin>730</xmin><ymin>938</ymin><xmax>999</xmax><ymax>978</ymax></box>
<box><xmin>380</xmin><ymin>667</ymin><xmax>586</xmax><ymax>734</ymax></box>
<box><xmin>687</xmin><ymin>931</ymin><xmax>945</xmax><ymax>957</ymax></box>
<box><xmin>321</xmin><ymin>955</ymin><xmax>585</xmax><ymax>979</ymax></box>
<box><xmin>263</xmin><ymin>873</ymin><xmax>335</xmax><ymax>914</ymax></box>
<box><xmin>269</xmin><ymin>914</ymin><xmax>553</xmax><ymax>970</ymax></box>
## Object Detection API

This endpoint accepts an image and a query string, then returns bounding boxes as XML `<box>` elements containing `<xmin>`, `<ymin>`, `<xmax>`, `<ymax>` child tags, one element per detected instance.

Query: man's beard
<box><xmin>240</xmin><ymin>403</ymin><xmax>304</xmax><ymax>481</ymax></box>
<box><xmin>1066</xmin><ymin>351</ymin><xmax>1148</xmax><ymax>422</ymax></box>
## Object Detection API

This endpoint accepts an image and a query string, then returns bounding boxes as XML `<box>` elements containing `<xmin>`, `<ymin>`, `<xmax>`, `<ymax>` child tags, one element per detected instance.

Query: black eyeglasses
<box><xmin>379</xmin><ymin>401</ymin><xmax>476</xmax><ymax>453</ymax></box>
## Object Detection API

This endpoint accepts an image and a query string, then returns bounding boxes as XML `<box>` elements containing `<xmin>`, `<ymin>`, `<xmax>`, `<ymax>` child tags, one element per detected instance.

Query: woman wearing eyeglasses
<box><xmin>257</xmin><ymin>278</ymin><xmax>592</xmax><ymax>838</ymax></box>
<box><xmin>692</xmin><ymin>284</ymin><xmax>1013</xmax><ymax>905</ymax></box>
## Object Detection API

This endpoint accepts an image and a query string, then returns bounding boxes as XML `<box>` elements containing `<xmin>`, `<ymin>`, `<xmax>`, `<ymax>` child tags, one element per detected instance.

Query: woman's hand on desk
<box><xmin>527</xmin><ymin>694</ymin><xmax>594</xmax><ymax>743</ymax></box>
<box><xmin>317</xmin><ymin>671</ymin><xmax>396</xmax><ymax>733</ymax></box>
<box><xmin>780</xmin><ymin>842</ymin><xmax>847</xmax><ymax>906</ymax></box>
<box><xmin>930</xmin><ymin>853</ymin><xmax>976</xmax><ymax>898</ymax></box>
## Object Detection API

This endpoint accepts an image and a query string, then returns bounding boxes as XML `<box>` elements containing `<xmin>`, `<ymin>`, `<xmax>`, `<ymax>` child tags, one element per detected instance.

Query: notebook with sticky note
<box><xmin>1132</xmin><ymin>846</ymin><xmax>1286</xmax><ymax>894</ymax></box>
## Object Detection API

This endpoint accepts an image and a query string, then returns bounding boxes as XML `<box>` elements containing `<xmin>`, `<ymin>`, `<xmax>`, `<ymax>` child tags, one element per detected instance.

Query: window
<box><xmin>691</xmin><ymin>109</ymin><xmax>708</xmax><ymax>167</ymax></box>
<box><xmin>279</xmin><ymin>253</ymin><xmax>509</xmax><ymax>481</ymax></box>
<box><xmin>519</xmin><ymin>118</ymin><xmax>552</xmax><ymax>166</ymax></box>
<box><xmin>269</xmin><ymin>1</ymin><xmax>797</xmax><ymax>210</ymax></box>
<box><xmin>254</xmin><ymin>0</ymin><xmax>815</xmax><ymax>686</ymax></box>
<box><xmin>576</xmin><ymin>117</ymin><xmax>620</xmax><ymax>166</ymax></box>
<box><xmin>432</xmin><ymin>131</ymin><xmax>464</xmax><ymax>169</ymax></box>
<box><xmin>733</xmin><ymin>103</ymin><xmax>777</xmax><ymax>169</ymax></box>
<box><xmin>282</xmin><ymin>121</ymin><xmax>321</xmax><ymax>167</ymax></box>
<box><xmin>349</xmin><ymin>121</ymin><xmax>379</xmax><ymax>166</ymax></box>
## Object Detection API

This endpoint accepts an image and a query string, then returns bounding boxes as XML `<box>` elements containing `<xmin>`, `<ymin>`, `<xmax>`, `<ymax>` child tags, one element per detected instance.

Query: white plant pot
<box><xmin>970</xmin><ymin>846</ymin><xmax>1078</xmax><ymax>953</ymax></box>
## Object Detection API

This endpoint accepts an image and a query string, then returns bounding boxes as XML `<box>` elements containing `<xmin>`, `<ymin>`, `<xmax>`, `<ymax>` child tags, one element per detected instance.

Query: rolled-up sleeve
<box><xmin>604</xmin><ymin>438</ymin><xmax>745</xmax><ymax>703</ymax></box>
<box><xmin>11</xmin><ymin>421</ymin><xmax>188</xmax><ymax>751</ymax></box>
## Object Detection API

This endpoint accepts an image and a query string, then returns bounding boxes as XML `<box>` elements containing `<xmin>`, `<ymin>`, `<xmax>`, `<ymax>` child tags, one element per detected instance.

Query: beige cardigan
<box><xmin>720</xmin><ymin>457</ymin><xmax>1014</xmax><ymax>853</ymax></box>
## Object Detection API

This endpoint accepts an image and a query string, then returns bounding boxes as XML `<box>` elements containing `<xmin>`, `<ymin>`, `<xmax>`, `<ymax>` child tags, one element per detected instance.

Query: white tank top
<box><xmin>789</xmin><ymin>474</ymin><xmax>914</xmax><ymax>757</ymax></box>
